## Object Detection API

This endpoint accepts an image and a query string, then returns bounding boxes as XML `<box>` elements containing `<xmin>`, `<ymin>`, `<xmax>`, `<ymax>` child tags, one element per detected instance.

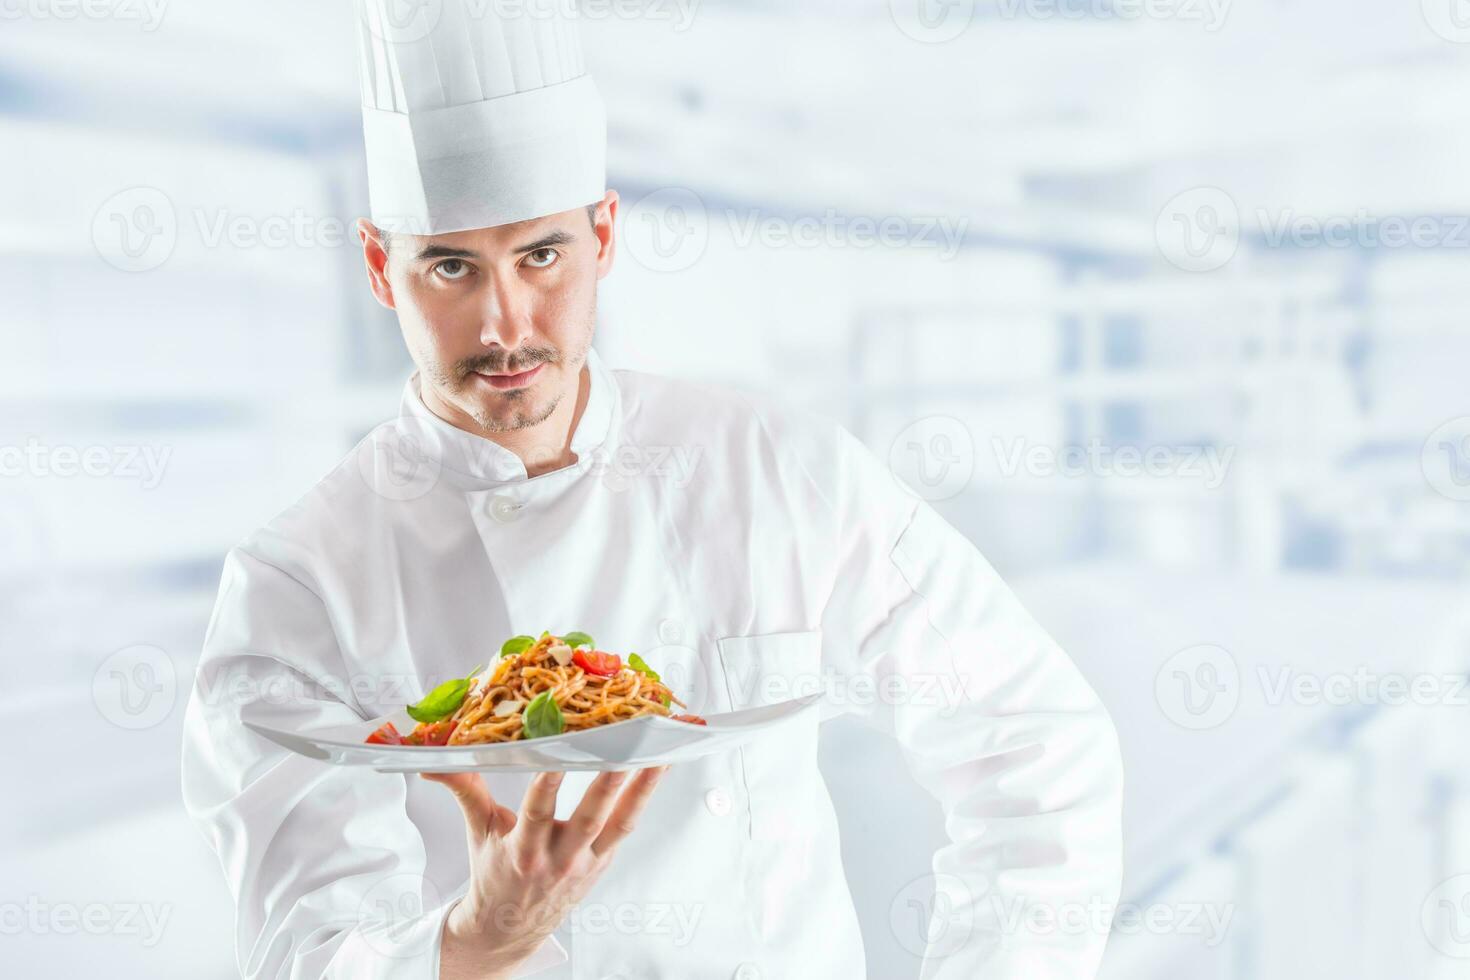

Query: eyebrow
<box><xmin>512</xmin><ymin>230</ymin><xmax>575</xmax><ymax>254</ymax></box>
<box><xmin>413</xmin><ymin>229</ymin><xmax>575</xmax><ymax>263</ymax></box>
<box><xmin>414</xmin><ymin>244</ymin><xmax>478</xmax><ymax>261</ymax></box>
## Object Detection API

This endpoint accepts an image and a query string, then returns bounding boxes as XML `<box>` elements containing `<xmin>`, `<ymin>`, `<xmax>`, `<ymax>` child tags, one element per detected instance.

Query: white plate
<box><xmin>244</xmin><ymin>692</ymin><xmax>823</xmax><ymax>773</ymax></box>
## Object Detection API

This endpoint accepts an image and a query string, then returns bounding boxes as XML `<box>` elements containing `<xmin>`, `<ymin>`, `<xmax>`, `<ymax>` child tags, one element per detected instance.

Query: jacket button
<box><xmin>704</xmin><ymin>787</ymin><xmax>731</xmax><ymax>817</ymax></box>
<box><xmin>733</xmin><ymin>964</ymin><xmax>762</xmax><ymax>980</ymax></box>
<box><xmin>488</xmin><ymin>494</ymin><xmax>521</xmax><ymax>523</ymax></box>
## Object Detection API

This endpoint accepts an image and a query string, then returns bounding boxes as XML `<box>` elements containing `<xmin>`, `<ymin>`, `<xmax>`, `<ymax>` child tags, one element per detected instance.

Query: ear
<box><xmin>592</xmin><ymin>189</ymin><xmax>619</xmax><ymax>281</ymax></box>
<box><xmin>357</xmin><ymin>219</ymin><xmax>397</xmax><ymax>311</ymax></box>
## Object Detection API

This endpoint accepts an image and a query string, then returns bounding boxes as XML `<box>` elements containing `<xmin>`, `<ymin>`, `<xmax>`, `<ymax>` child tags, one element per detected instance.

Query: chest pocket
<box><xmin>715</xmin><ymin>629</ymin><xmax>825</xmax><ymax>841</ymax></box>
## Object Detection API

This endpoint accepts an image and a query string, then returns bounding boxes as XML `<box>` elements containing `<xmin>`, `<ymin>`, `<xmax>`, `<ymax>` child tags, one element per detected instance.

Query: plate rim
<box><xmin>244</xmin><ymin>690</ymin><xmax>823</xmax><ymax>754</ymax></box>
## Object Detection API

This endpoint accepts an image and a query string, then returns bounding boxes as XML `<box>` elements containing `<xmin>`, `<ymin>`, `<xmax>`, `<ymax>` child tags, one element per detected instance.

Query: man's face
<box><xmin>359</xmin><ymin>192</ymin><xmax>618</xmax><ymax>434</ymax></box>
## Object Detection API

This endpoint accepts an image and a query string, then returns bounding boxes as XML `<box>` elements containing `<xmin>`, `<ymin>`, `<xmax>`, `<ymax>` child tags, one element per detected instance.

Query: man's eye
<box><xmin>435</xmin><ymin>259</ymin><xmax>471</xmax><ymax>281</ymax></box>
<box><xmin>523</xmin><ymin>248</ymin><xmax>559</xmax><ymax>269</ymax></box>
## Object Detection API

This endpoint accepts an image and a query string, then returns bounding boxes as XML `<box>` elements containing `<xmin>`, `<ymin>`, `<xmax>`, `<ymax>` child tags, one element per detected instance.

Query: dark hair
<box><xmin>382</xmin><ymin>203</ymin><xmax>600</xmax><ymax>257</ymax></box>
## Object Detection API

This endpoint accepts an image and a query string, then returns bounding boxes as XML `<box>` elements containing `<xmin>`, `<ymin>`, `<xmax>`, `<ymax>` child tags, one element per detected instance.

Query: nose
<box><xmin>478</xmin><ymin>274</ymin><xmax>533</xmax><ymax>352</ymax></box>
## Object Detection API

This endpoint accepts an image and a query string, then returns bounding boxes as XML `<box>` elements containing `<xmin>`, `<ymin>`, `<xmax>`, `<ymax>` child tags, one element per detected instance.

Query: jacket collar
<box><xmin>395</xmin><ymin>346</ymin><xmax>618</xmax><ymax>487</ymax></box>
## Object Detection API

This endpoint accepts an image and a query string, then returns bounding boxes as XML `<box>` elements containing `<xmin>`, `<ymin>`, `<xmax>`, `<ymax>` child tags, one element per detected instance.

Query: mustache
<box><xmin>455</xmin><ymin>345</ymin><xmax>560</xmax><ymax>378</ymax></box>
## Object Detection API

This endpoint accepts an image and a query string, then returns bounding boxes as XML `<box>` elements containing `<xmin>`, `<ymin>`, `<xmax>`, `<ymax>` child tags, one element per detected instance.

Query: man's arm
<box><xmin>180</xmin><ymin>546</ymin><xmax>568</xmax><ymax>979</ymax></box>
<box><xmin>819</xmin><ymin>427</ymin><xmax>1125</xmax><ymax>979</ymax></box>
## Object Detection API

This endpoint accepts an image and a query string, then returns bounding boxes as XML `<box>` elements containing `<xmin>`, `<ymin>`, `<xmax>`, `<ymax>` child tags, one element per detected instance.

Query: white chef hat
<box><xmin>355</xmin><ymin>0</ymin><xmax>607</xmax><ymax>235</ymax></box>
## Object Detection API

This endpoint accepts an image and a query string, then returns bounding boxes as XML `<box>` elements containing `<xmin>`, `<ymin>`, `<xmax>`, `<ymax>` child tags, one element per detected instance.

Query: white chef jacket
<box><xmin>181</xmin><ymin>346</ymin><xmax>1123</xmax><ymax>980</ymax></box>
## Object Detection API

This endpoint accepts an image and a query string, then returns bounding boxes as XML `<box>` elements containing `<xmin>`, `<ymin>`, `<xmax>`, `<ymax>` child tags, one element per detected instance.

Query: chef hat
<box><xmin>355</xmin><ymin>0</ymin><xmax>607</xmax><ymax>235</ymax></box>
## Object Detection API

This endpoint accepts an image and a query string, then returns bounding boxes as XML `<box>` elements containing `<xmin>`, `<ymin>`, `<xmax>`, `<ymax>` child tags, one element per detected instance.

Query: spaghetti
<box><xmin>363</xmin><ymin>631</ymin><xmax>705</xmax><ymax>747</ymax></box>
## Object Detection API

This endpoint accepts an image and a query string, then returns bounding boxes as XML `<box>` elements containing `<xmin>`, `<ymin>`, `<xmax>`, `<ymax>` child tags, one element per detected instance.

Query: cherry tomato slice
<box><xmin>365</xmin><ymin>722</ymin><xmax>403</xmax><ymax>745</ymax></box>
<box><xmin>573</xmin><ymin>649</ymin><xmax>622</xmax><ymax>677</ymax></box>
<box><xmin>415</xmin><ymin>721</ymin><xmax>458</xmax><ymax>746</ymax></box>
<box><xmin>671</xmin><ymin>713</ymin><xmax>707</xmax><ymax>726</ymax></box>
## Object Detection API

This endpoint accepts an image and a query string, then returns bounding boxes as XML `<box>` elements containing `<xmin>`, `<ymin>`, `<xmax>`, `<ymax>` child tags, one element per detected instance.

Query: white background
<box><xmin>2</xmin><ymin>1</ymin><xmax>1469</xmax><ymax>977</ymax></box>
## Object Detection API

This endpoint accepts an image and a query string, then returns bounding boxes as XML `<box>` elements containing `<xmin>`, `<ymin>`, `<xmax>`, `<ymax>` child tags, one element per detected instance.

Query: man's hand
<box><xmin>425</xmin><ymin>766</ymin><xmax>671</xmax><ymax>980</ymax></box>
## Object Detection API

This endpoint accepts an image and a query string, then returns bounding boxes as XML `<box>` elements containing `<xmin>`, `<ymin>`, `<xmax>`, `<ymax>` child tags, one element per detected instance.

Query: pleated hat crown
<box><xmin>356</xmin><ymin>0</ymin><xmax>606</xmax><ymax>235</ymax></box>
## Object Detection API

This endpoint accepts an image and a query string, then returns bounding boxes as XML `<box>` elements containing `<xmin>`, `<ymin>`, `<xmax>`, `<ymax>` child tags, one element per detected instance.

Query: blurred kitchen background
<box><xmin>2</xmin><ymin>0</ymin><xmax>1469</xmax><ymax>977</ymax></box>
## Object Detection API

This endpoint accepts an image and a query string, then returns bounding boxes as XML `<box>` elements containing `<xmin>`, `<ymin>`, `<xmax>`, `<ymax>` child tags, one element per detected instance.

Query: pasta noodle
<box><xmin>361</xmin><ymin>632</ymin><xmax>706</xmax><ymax>747</ymax></box>
<box><xmin>446</xmin><ymin>633</ymin><xmax>691</xmax><ymax>745</ymax></box>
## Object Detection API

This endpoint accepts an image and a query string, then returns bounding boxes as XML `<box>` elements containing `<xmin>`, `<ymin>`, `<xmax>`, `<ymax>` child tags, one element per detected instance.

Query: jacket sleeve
<box><xmin>818</xmin><ymin>427</ymin><xmax>1124</xmax><ymax>980</ymax></box>
<box><xmin>180</xmin><ymin>546</ymin><xmax>568</xmax><ymax>979</ymax></box>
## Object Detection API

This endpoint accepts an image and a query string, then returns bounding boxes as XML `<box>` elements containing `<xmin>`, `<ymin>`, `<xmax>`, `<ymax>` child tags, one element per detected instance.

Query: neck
<box><xmin>421</xmin><ymin>359</ymin><xmax>591</xmax><ymax>479</ymax></box>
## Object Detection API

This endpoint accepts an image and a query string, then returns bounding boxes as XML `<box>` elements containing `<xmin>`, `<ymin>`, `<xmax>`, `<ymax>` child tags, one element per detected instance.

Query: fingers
<box><xmin>515</xmin><ymin>770</ymin><xmax>565</xmax><ymax>851</ymax></box>
<box><xmin>420</xmin><ymin>772</ymin><xmax>514</xmax><ymax>837</ymax></box>
<box><xmin>590</xmin><ymin>765</ymin><xmax>669</xmax><ymax>859</ymax></box>
<box><xmin>562</xmin><ymin>770</ymin><xmax>630</xmax><ymax>847</ymax></box>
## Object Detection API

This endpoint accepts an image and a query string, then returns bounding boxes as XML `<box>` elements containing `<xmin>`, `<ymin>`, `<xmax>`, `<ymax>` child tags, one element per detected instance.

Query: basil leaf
<box><xmin>561</xmin><ymin>631</ymin><xmax>594</xmax><ymax>649</ymax></box>
<box><xmin>500</xmin><ymin>635</ymin><xmax>534</xmax><ymax>659</ymax></box>
<box><xmin>523</xmin><ymin>690</ymin><xmax>565</xmax><ymax>739</ymax></box>
<box><xmin>628</xmin><ymin>652</ymin><xmax>660</xmax><ymax>683</ymax></box>
<box><xmin>408</xmin><ymin>677</ymin><xmax>470</xmax><ymax>723</ymax></box>
<box><xmin>661</xmin><ymin>692</ymin><xmax>671</xmax><ymax>708</ymax></box>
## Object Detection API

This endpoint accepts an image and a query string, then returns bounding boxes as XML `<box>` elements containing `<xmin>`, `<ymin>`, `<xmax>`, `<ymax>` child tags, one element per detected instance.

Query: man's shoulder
<box><xmin>227</xmin><ymin>438</ymin><xmax>378</xmax><ymax>582</ymax></box>
<box><xmin>610</xmin><ymin>364</ymin><xmax>838</xmax><ymax>449</ymax></box>
<box><xmin>607</xmin><ymin>364</ymin><xmax>875</xmax><ymax>512</ymax></box>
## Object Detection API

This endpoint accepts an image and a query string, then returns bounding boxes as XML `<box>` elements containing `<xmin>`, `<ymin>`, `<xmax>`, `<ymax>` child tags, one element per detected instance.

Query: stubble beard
<box><xmin>469</xmin><ymin>385</ymin><xmax>561</xmax><ymax>433</ymax></box>
<box><xmin>433</xmin><ymin>335</ymin><xmax>592</xmax><ymax>435</ymax></box>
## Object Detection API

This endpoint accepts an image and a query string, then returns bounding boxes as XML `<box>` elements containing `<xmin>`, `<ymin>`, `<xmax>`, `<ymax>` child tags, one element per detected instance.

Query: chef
<box><xmin>180</xmin><ymin>1</ymin><xmax>1124</xmax><ymax>978</ymax></box>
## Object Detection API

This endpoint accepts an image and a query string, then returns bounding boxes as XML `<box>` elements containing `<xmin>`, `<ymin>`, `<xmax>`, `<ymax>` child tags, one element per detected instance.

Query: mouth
<box><xmin>472</xmin><ymin>362</ymin><xmax>546</xmax><ymax>392</ymax></box>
